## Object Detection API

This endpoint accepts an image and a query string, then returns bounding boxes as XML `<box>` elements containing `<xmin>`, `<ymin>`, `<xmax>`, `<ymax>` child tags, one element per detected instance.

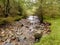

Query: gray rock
<box><xmin>4</xmin><ymin>42</ymin><xmax>13</xmax><ymax>45</ymax></box>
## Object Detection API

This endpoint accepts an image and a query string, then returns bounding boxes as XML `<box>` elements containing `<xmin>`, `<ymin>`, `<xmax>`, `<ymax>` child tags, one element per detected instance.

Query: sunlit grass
<box><xmin>34</xmin><ymin>19</ymin><xmax>60</xmax><ymax>45</ymax></box>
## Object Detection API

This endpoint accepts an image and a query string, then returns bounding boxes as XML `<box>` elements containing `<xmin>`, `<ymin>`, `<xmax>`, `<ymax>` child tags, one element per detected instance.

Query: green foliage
<box><xmin>0</xmin><ymin>0</ymin><xmax>27</xmax><ymax>25</ymax></box>
<box><xmin>35</xmin><ymin>0</ymin><xmax>60</xmax><ymax>19</ymax></box>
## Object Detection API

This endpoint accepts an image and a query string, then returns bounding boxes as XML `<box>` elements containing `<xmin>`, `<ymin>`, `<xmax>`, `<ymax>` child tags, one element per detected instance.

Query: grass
<box><xmin>34</xmin><ymin>18</ymin><xmax>60</xmax><ymax>45</ymax></box>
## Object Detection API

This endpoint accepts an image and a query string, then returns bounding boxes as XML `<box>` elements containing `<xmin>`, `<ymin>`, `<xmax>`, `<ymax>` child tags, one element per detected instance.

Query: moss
<box><xmin>34</xmin><ymin>33</ymin><xmax>42</xmax><ymax>42</ymax></box>
<box><xmin>0</xmin><ymin>16</ymin><xmax>23</xmax><ymax>25</ymax></box>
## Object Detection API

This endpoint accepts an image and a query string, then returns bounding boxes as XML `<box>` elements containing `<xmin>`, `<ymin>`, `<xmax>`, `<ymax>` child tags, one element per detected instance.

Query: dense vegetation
<box><xmin>0</xmin><ymin>0</ymin><xmax>27</xmax><ymax>24</ymax></box>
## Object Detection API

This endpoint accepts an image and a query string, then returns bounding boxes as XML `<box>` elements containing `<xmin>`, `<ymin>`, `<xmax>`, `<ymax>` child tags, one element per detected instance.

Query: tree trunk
<box><xmin>4</xmin><ymin>0</ymin><xmax>10</xmax><ymax>17</ymax></box>
<box><xmin>40</xmin><ymin>0</ymin><xmax>43</xmax><ymax>23</ymax></box>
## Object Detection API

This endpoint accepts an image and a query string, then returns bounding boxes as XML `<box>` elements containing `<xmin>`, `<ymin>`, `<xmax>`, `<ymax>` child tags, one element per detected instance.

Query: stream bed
<box><xmin>0</xmin><ymin>16</ymin><xmax>51</xmax><ymax>45</ymax></box>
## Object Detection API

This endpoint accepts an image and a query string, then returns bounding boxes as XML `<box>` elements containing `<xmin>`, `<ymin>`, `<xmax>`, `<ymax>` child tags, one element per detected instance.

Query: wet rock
<box><xmin>3</xmin><ymin>39</ymin><xmax>12</xmax><ymax>45</ymax></box>
<box><xmin>3</xmin><ymin>42</ymin><xmax>13</xmax><ymax>45</ymax></box>
<box><xmin>34</xmin><ymin>33</ymin><xmax>42</xmax><ymax>42</ymax></box>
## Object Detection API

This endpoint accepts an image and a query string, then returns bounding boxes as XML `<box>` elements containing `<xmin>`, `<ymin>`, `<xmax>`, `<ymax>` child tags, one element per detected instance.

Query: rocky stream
<box><xmin>0</xmin><ymin>16</ymin><xmax>51</xmax><ymax>45</ymax></box>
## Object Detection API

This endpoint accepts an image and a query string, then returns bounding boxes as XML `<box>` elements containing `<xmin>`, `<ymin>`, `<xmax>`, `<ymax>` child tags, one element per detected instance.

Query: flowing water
<box><xmin>27</xmin><ymin>15</ymin><xmax>40</xmax><ymax>24</ymax></box>
<box><xmin>27</xmin><ymin>15</ymin><xmax>40</xmax><ymax>32</ymax></box>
